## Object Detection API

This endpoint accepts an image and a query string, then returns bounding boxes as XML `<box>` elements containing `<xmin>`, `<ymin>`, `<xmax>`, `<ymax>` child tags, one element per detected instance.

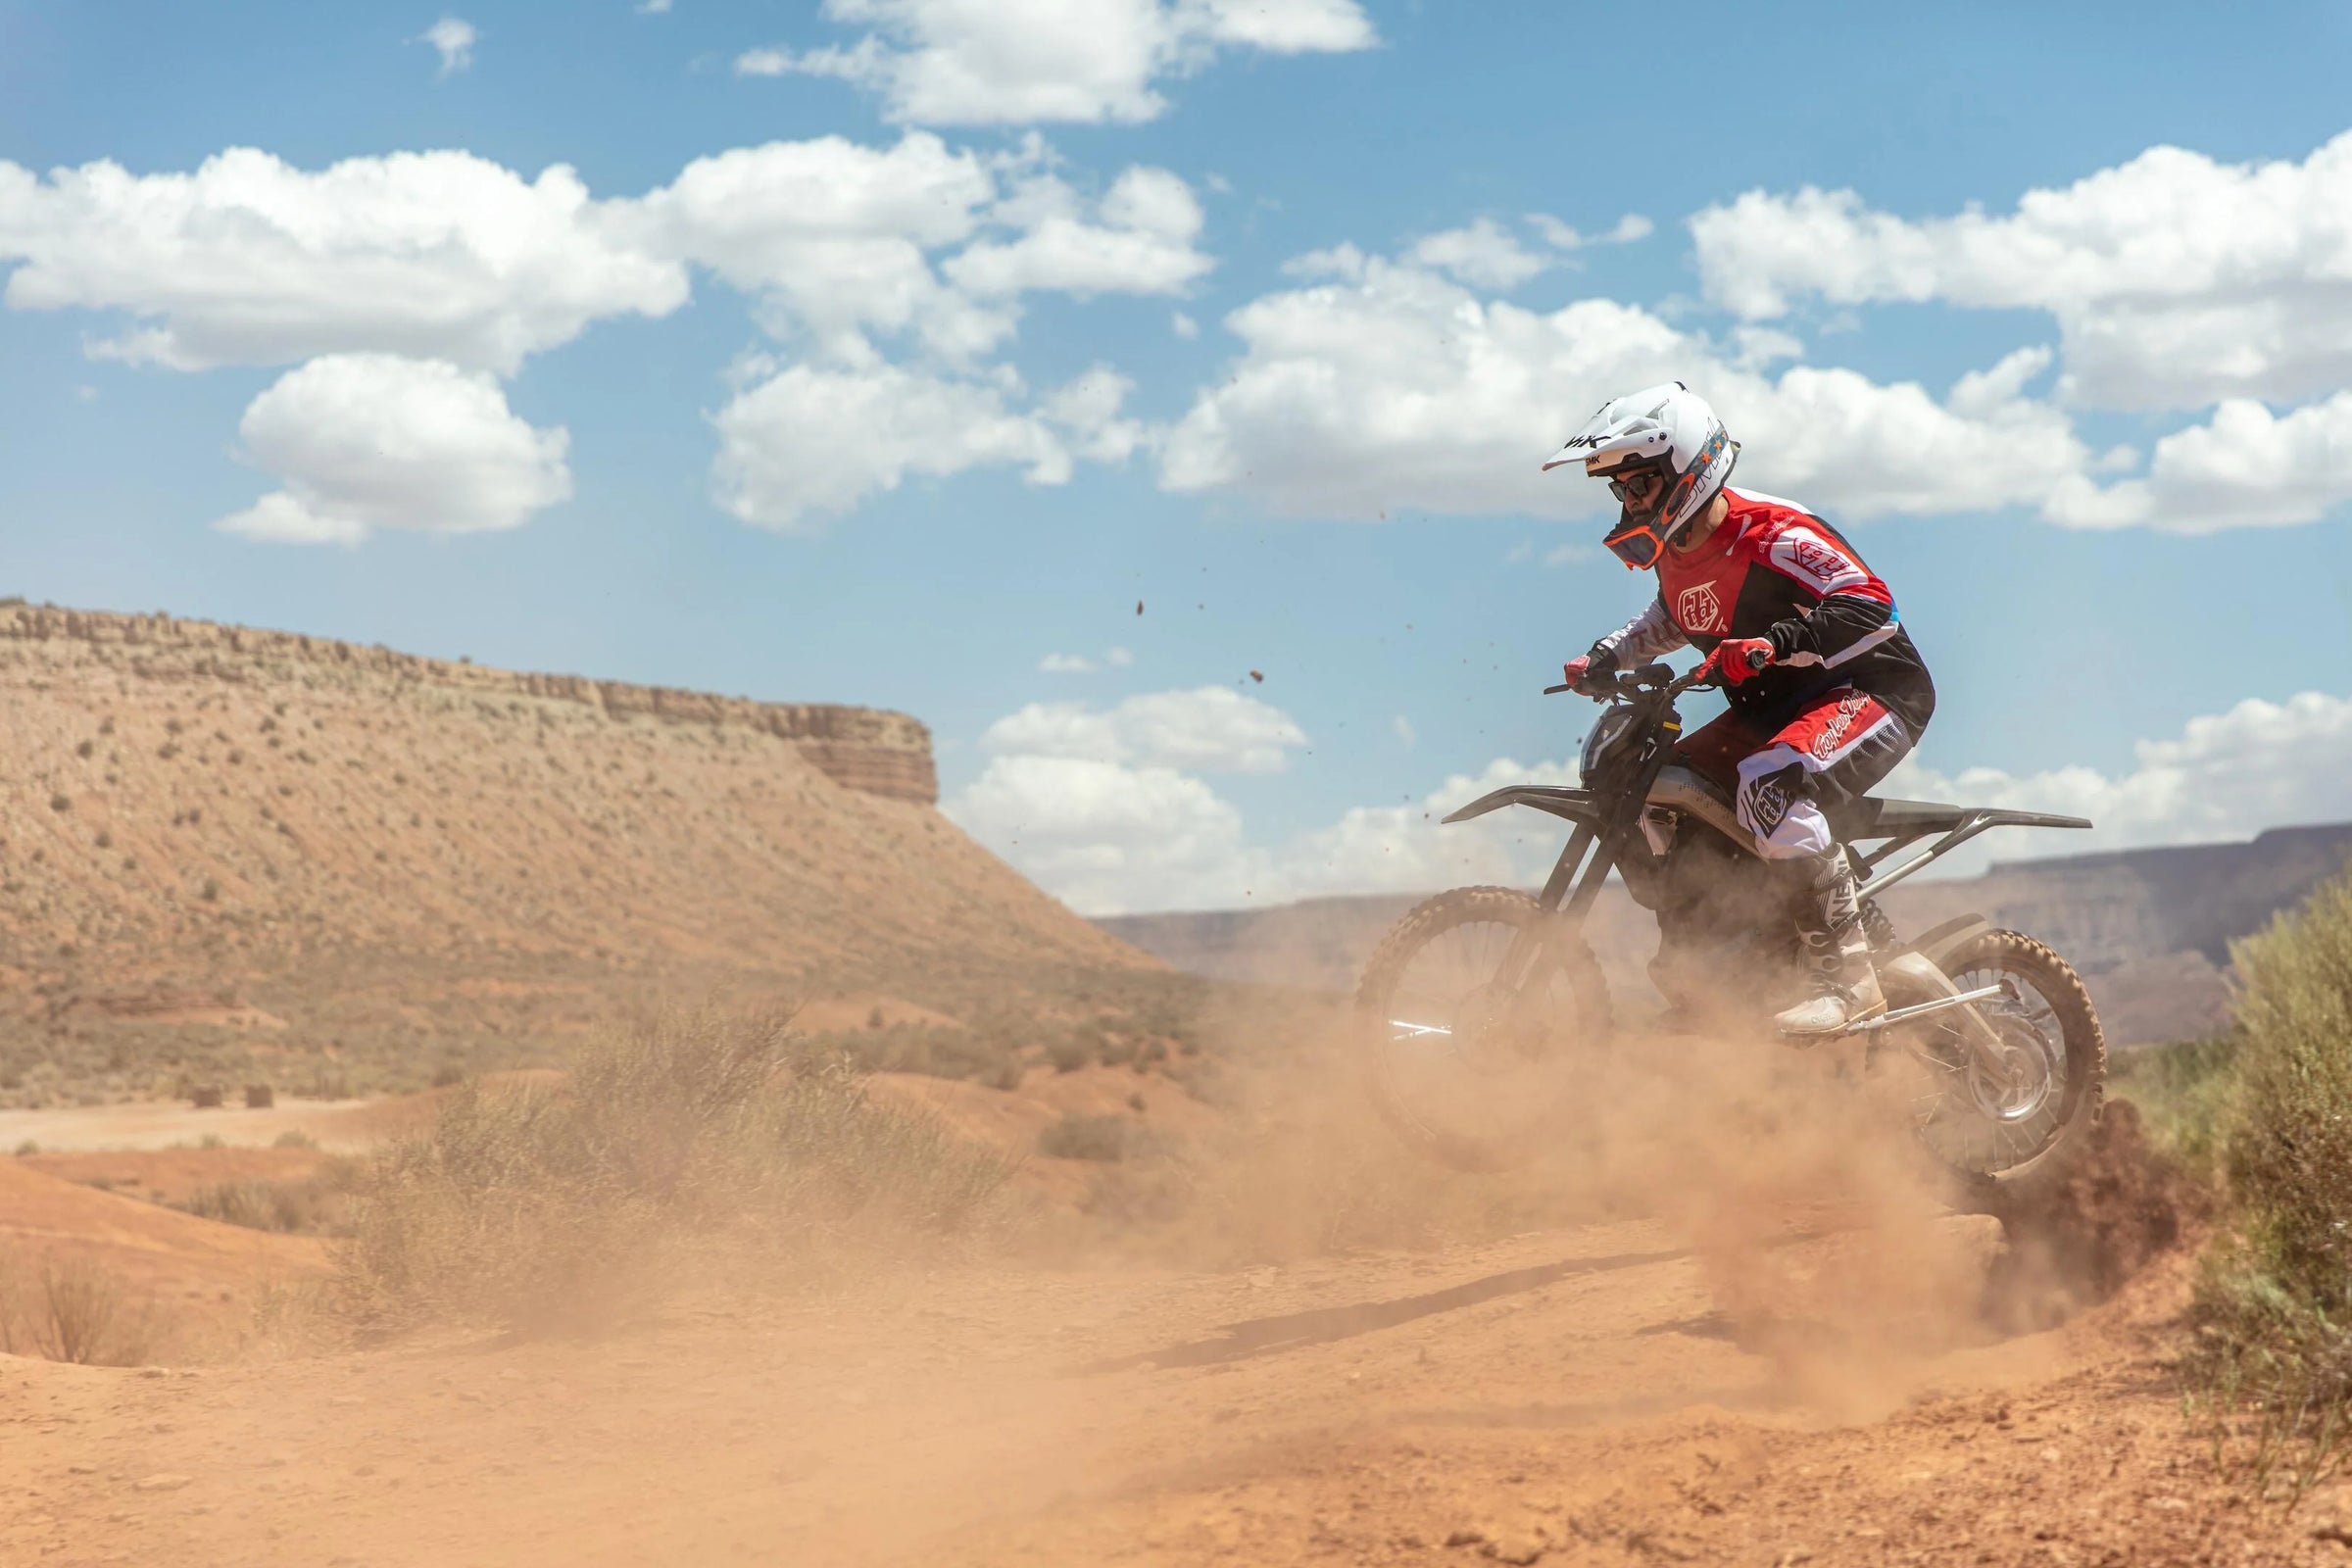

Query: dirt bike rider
<box><xmin>1550</xmin><ymin>383</ymin><xmax>1936</xmax><ymax>1037</ymax></box>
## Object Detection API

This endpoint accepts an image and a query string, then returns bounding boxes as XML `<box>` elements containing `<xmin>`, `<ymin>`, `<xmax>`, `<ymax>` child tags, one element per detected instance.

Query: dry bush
<box><xmin>815</xmin><ymin>1020</ymin><xmax>1025</xmax><ymax>1088</ymax></box>
<box><xmin>1038</xmin><ymin>1113</ymin><xmax>1147</xmax><ymax>1163</ymax></box>
<box><xmin>176</xmin><ymin>1163</ymin><xmax>360</xmax><ymax>1237</ymax></box>
<box><xmin>0</xmin><ymin>1251</ymin><xmax>157</xmax><ymax>1365</ymax></box>
<box><xmin>2188</xmin><ymin>864</ymin><xmax>2352</xmax><ymax>1501</ymax></box>
<box><xmin>334</xmin><ymin>1007</ymin><xmax>1016</xmax><ymax>1335</ymax></box>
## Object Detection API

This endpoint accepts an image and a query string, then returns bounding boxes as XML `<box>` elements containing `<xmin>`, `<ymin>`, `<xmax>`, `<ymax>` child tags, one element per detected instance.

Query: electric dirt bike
<box><xmin>1354</xmin><ymin>657</ymin><xmax>2107</xmax><ymax>1209</ymax></box>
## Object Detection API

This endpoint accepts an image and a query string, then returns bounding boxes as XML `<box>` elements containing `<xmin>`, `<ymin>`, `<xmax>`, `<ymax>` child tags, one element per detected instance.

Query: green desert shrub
<box><xmin>2111</xmin><ymin>1035</ymin><xmax>2239</xmax><ymax>1182</ymax></box>
<box><xmin>2188</xmin><ymin>865</ymin><xmax>2352</xmax><ymax>1498</ymax></box>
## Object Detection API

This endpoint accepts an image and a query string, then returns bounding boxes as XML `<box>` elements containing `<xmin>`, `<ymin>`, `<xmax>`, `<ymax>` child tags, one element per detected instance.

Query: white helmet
<box><xmin>1544</xmin><ymin>381</ymin><xmax>1738</xmax><ymax>569</ymax></box>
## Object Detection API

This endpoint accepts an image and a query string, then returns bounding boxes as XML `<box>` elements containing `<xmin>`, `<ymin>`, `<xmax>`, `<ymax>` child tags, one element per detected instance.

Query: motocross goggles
<box><xmin>1596</xmin><ymin>458</ymin><xmax>1679</xmax><ymax>569</ymax></box>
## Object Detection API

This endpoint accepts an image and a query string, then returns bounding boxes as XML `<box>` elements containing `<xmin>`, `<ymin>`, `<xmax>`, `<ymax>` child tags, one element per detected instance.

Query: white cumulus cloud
<box><xmin>738</xmin><ymin>0</ymin><xmax>1375</xmax><ymax>125</ymax></box>
<box><xmin>1525</xmin><ymin>212</ymin><xmax>1653</xmax><ymax>251</ymax></box>
<box><xmin>944</xmin><ymin>165</ymin><xmax>1209</xmax><ymax>298</ymax></box>
<box><xmin>946</xmin><ymin>741</ymin><xmax>1581</xmax><ymax>915</ymax></box>
<box><xmin>1691</xmin><ymin>131</ymin><xmax>2352</xmax><ymax>410</ymax></box>
<box><xmin>1037</xmin><ymin>644</ymin><xmax>1136</xmax><ymax>674</ymax></box>
<box><xmin>1405</xmin><ymin>218</ymin><xmax>1550</xmax><ymax>291</ymax></box>
<box><xmin>610</xmin><ymin>139</ymin><xmax>1211</xmax><ymax>365</ymax></box>
<box><xmin>0</xmin><ymin>148</ymin><xmax>688</xmax><ymax>373</ymax></box>
<box><xmin>947</xmin><ymin>754</ymin><xmax>1251</xmax><ymax>915</ymax></box>
<box><xmin>1892</xmin><ymin>691</ymin><xmax>2352</xmax><ymax>869</ymax></box>
<box><xmin>710</xmin><ymin>360</ymin><xmax>1067</xmax><ymax>530</ymax></box>
<box><xmin>216</xmin><ymin>354</ymin><xmax>570</xmax><ymax>545</ymax></box>
<box><xmin>609</xmin><ymin>132</ymin><xmax>1005</xmax><ymax>363</ymax></box>
<box><xmin>420</xmin><ymin>17</ymin><xmax>477</xmax><ymax>76</ymax></box>
<box><xmin>2045</xmin><ymin>391</ymin><xmax>2352</xmax><ymax>532</ymax></box>
<box><xmin>950</xmin><ymin>680</ymin><xmax>1595</xmax><ymax>914</ymax></box>
<box><xmin>981</xmin><ymin>686</ymin><xmax>1306</xmax><ymax>774</ymax></box>
<box><xmin>1157</xmin><ymin>248</ymin><xmax>2084</xmax><ymax>522</ymax></box>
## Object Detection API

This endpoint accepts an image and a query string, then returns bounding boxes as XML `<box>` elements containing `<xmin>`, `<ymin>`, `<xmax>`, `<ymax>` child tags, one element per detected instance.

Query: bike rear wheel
<box><xmin>1884</xmin><ymin>929</ymin><xmax>2106</xmax><ymax>1213</ymax></box>
<box><xmin>1353</xmin><ymin>886</ymin><xmax>1611</xmax><ymax>1172</ymax></box>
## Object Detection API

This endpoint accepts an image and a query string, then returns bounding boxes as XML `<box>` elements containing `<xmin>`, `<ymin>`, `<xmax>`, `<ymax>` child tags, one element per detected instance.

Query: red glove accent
<box><xmin>1707</xmin><ymin>637</ymin><xmax>1776</xmax><ymax>686</ymax></box>
<box><xmin>1562</xmin><ymin>656</ymin><xmax>1593</xmax><ymax>688</ymax></box>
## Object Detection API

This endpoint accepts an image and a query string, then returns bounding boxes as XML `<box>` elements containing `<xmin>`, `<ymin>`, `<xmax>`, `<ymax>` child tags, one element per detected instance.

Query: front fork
<box><xmin>1491</xmin><ymin>719</ymin><xmax>1684</xmax><ymax>1014</ymax></box>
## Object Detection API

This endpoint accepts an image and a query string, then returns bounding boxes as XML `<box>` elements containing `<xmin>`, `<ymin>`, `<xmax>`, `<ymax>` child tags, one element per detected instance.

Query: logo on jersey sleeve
<box><xmin>1788</xmin><ymin>539</ymin><xmax>1843</xmax><ymax>580</ymax></box>
<box><xmin>1771</xmin><ymin>529</ymin><xmax>1867</xmax><ymax>592</ymax></box>
<box><xmin>1674</xmin><ymin>582</ymin><xmax>1727</xmax><ymax>634</ymax></box>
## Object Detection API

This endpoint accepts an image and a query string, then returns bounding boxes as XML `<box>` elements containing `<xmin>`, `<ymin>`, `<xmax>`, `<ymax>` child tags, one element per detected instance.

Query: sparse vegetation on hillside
<box><xmin>2183</xmin><ymin>864</ymin><xmax>2352</xmax><ymax>1500</ymax></box>
<box><xmin>335</xmin><ymin>1007</ymin><xmax>1016</xmax><ymax>1334</ymax></box>
<box><xmin>173</xmin><ymin>1163</ymin><xmax>361</xmax><ymax>1237</ymax></box>
<box><xmin>793</xmin><ymin>968</ymin><xmax>1212</xmax><ymax>1092</ymax></box>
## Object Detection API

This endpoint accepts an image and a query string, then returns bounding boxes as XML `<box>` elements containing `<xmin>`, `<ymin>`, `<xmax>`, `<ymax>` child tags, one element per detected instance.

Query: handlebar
<box><xmin>1544</xmin><ymin>646</ymin><xmax>1766</xmax><ymax>703</ymax></box>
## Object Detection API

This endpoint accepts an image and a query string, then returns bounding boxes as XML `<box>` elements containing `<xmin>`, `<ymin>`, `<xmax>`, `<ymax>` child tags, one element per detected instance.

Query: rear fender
<box><xmin>1881</xmin><ymin>916</ymin><xmax>2014</xmax><ymax>1073</ymax></box>
<box><xmin>1897</xmin><ymin>914</ymin><xmax>1993</xmax><ymax>971</ymax></box>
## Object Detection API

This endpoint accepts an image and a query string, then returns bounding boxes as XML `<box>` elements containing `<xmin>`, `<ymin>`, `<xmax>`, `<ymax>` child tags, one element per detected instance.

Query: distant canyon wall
<box><xmin>0</xmin><ymin>604</ymin><xmax>937</xmax><ymax>806</ymax></box>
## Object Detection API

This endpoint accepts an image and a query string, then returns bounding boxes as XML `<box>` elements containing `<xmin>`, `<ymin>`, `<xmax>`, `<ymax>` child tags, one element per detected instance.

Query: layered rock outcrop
<box><xmin>0</xmin><ymin>604</ymin><xmax>937</xmax><ymax>805</ymax></box>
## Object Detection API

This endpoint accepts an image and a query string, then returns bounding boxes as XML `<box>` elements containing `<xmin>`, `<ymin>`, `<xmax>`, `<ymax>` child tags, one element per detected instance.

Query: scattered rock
<box><xmin>1445</xmin><ymin>1526</ymin><xmax>1487</xmax><ymax>1547</ymax></box>
<box><xmin>132</xmin><ymin>1474</ymin><xmax>192</xmax><ymax>1493</ymax></box>
<box><xmin>1483</xmin><ymin>1530</ymin><xmax>1547</xmax><ymax>1564</ymax></box>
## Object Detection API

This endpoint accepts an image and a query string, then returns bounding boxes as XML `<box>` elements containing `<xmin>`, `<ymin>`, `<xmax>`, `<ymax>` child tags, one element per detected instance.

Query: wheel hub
<box><xmin>1966</xmin><ymin>1011</ymin><xmax>2057</xmax><ymax>1123</ymax></box>
<box><xmin>1447</xmin><ymin>981</ymin><xmax>1551</xmax><ymax>1076</ymax></box>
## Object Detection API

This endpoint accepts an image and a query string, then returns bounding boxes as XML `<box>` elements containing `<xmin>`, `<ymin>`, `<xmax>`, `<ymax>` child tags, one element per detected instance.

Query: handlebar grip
<box><xmin>1543</xmin><ymin>683</ymin><xmax>1573</xmax><ymax>695</ymax></box>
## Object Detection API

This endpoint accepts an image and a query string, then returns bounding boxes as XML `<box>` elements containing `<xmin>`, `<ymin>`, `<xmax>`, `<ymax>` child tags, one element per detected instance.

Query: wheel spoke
<box><xmin>1364</xmin><ymin>903</ymin><xmax>1599</xmax><ymax>1159</ymax></box>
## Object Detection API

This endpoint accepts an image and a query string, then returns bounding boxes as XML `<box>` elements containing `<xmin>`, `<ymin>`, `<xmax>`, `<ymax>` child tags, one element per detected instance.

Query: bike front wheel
<box><xmin>1353</xmin><ymin>886</ymin><xmax>1612</xmax><ymax>1172</ymax></box>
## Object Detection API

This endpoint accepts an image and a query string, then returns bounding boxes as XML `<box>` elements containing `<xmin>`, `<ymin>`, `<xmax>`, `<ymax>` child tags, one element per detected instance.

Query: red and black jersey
<box><xmin>1591</xmin><ymin>488</ymin><xmax>1935</xmax><ymax>731</ymax></box>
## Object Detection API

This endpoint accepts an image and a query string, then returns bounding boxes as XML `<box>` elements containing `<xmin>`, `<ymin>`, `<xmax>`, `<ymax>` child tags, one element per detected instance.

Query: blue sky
<box><xmin>5</xmin><ymin>1</ymin><xmax>2352</xmax><ymax>912</ymax></box>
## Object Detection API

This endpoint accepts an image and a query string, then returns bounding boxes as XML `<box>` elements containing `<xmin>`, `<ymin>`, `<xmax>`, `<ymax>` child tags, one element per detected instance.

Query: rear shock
<box><xmin>1861</xmin><ymin>897</ymin><xmax>1899</xmax><ymax>954</ymax></box>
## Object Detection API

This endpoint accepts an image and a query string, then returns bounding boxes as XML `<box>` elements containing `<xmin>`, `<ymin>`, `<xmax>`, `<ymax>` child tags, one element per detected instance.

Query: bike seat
<box><xmin>1826</xmin><ymin>796</ymin><xmax>1974</xmax><ymax>841</ymax></box>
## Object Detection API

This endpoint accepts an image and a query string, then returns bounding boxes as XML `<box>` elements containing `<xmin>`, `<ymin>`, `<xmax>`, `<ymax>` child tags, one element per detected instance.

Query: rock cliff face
<box><xmin>0</xmin><ymin>602</ymin><xmax>1149</xmax><ymax>1106</ymax></box>
<box><xmin>0</xmin><ymin>605</ymin><xmax>938</xmax><ymax>806</ymax></box>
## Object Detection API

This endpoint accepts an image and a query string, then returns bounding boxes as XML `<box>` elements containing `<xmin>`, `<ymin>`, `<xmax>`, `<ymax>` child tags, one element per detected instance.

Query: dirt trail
<box><xmin>5</xmin><ymin>1204</ymin><xmax>2334</xmax><ymax>1568</ymax></box>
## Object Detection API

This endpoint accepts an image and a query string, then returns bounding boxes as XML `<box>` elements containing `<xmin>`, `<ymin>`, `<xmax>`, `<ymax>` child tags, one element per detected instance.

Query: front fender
<box><xmin>1440</xmin><ymin>785</ymin><xmax>1598</xmax><ymax>827</ymax></box>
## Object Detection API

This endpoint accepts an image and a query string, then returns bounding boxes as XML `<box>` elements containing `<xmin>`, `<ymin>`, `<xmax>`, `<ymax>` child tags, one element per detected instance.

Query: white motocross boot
<box><xmin>1774</xmin><ymin>847</ymin><xmax>1886</xmax><ymax>1039</ymax></box>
